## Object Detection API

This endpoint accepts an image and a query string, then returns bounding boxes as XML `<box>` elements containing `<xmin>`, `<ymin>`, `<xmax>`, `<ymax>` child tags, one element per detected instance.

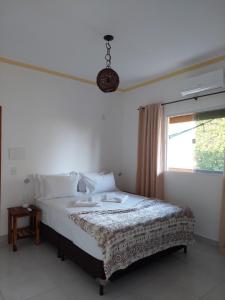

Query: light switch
<box><xmin>8</xmin><ymin>147</ymin><xmax>26</xmax><ymax>160</ymax></box>
<box><xmin>10</xmin><ymin>167</ymin><xmax>17</xmax><ymax>176</ymax></box>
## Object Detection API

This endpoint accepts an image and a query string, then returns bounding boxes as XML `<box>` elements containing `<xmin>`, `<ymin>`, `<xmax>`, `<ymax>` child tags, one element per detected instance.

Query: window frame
<box><xmin>165</xmin><ymin>107</ymin><xmax>225</xmax><ymax>175</ymax></box>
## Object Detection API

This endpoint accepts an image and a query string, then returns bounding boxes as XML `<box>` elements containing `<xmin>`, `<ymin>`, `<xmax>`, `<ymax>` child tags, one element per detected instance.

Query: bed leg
<box><xmin>57</xmin><ymin>247</ymin><xmax>61</xmax><ymax>258</ymax></box>
<box><xmin>96</xmin><ymin>278</ymin><xmax>108</xmax><ymax>296</ymax></box>
<box><xmin>60</xmin><ymin>246</ymin><xmax>65</xmax><ymax>261</ymax></box>
<box><xmin>99</xmin><ymin>284</ymin><xmax>104</xmax><ymax>296</ymax></box>
<box><xmin>57</xmin><ymin>240</ymin><xmax>61</xmax><ymax>259</ymax></box>
<box><xmin>184</xmin><ymin>246</ymin><xmax>187</xmax><ymax>254</ymax></box>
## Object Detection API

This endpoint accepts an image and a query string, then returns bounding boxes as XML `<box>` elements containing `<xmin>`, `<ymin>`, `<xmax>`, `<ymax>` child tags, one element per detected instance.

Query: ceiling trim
<box><xmin>0</xmin><ymin>56</ymin><xmax>125</xmax><ymax>92</ymax></box>
<box><xmin>0</xmin><ymin>56</ymin><xmax>98</xmax><ymax>86</ymax></box>
<box><xmin>1</xmin><ymin>54</ymin><xmax>225</xmax><ymax>93</ymax></box>
<box><xmin>122</xmin><ymin>54</ymin><xmax>225</xmax><ymax>92</ymax></box>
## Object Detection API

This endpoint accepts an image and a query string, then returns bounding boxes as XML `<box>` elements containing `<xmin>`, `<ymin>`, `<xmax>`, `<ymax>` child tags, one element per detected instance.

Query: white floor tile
<box><xmin>28</xmin><ymin>288</ymin><xmax>69</xmax><ymax>300</ymax></box>
<box><xmin>200</xmin><ymin>281</ymin><xmax>225</xmax><ymax>300</ymax></box>
<box><xmin>134</xmin><ymin>284</ymin><xmax>197</xmax><ymax>300</ymax></box>
<box><xmin>0</xmin><ymin>239</ymin><xmax>224</xmax><ymax>300</ymax></box>
<box><xmin>0</xmin><ymin>268</ymin><xmax>55</xmax><ymax>300</ymax></box>
<box><xmin>0</xmin><ymin>290</ymin><xmax>5</xmax><ymax>300</ymax></box>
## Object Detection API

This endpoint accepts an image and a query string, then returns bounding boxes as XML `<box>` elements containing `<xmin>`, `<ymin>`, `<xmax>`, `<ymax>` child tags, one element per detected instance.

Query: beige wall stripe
<box><xmin>122</xmin><ymin>54</ymin><xmax>225</xmax><ymax>92</ymax></box>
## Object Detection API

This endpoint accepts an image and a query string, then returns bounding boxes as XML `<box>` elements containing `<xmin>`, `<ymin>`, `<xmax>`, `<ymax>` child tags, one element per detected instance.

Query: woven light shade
<box><xmin>97</xmin><ymin>68</ymin><xmax>119</xmax><ymax>93</ymax></box>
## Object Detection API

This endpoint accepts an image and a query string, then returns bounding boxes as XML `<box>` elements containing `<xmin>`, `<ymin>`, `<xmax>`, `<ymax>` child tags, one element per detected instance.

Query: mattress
<box><xmin>36</xmin><ymin>191</ymin><xmax>144</xmax><ymax>260</ymax></box>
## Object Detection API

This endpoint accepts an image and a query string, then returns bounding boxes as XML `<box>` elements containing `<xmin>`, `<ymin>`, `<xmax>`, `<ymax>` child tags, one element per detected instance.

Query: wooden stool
<box><xmin>8</xmin><ymin>205</ymin><xmax>41</xmax><ymax>251</ymax></box>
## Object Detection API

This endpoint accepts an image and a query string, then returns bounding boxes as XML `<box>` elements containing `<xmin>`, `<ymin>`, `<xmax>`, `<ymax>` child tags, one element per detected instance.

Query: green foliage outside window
<box><xmin>195</xmin><ymin>118</ymin><xmax>225</xmax><ymax>172</ymax></box>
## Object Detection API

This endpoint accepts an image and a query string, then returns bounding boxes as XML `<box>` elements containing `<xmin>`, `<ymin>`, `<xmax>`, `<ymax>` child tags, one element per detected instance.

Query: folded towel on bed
<box><xmin>69</xmin><ymin>201</ymin><xmax>98</xmax><ymax>207</ymax></box>
<box><xmin>100</xmin><ymin>194</ymin><xmax>128</xmax><ymax>203</ymax></box>
<box><xmin>101</xmin><ymin>198</ymin><xmax>122</xmax><ymax>203</ymax></box>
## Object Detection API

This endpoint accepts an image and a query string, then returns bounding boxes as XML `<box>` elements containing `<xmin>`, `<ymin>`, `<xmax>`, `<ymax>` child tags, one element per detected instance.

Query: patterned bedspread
<box><xmin>68</xmin><ymin>198</ymin><xmax>195</xmax><ymax>279</ymax></box>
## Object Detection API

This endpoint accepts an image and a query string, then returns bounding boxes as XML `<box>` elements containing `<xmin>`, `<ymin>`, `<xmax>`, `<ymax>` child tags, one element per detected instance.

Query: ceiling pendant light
<box><xmin>97</xmin><ymin>35</ymin><xmax>120</xmax><ymax>93</ymax></box>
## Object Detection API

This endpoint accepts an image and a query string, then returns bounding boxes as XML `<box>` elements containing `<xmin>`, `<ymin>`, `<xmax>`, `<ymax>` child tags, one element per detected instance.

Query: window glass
<box><xmin>167</xmin><ymin>109</ymin><xmax>225</xmax><ymax>173</ymax></box>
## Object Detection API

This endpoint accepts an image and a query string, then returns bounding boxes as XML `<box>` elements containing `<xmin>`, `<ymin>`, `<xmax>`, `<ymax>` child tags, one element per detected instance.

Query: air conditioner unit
<box><xmin>181</xmin><ymin>69</ymin><xmax>224</xmax><ymax>97</ymax></box>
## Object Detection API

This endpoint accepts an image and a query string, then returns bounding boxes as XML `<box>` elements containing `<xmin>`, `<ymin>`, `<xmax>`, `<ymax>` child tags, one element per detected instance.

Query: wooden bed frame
<box><xmin>40</xmin><ymin>222</ymin><xmax>187</xmax><ymax>296</ymax></box>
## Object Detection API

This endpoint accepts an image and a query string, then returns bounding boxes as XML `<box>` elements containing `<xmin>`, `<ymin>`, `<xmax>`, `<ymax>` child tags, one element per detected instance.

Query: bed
<box><xmin>37</xmin><ymin>191</ymin><xmax>195</xmax><ymax>295</ymax></box>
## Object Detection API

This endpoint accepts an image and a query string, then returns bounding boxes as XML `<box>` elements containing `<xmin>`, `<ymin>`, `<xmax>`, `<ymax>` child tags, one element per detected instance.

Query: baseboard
<box><xmin>194</xmin><ymin>234</ymin><xmax>219</xmax><ymax>247</ymax></box>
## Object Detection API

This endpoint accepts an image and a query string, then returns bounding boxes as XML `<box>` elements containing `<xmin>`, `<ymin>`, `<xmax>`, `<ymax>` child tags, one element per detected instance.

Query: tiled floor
<box><xmin>0</xmin><ymin>238</ymin><xmax>224</xmax><ymax>300</ymax></box>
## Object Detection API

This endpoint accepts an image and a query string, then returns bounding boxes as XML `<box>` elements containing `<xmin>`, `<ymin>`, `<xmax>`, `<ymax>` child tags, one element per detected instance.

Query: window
<box><xmin>167</xmin><ymin>108</ymin><xmax>225</xmax><ymax>173</ymax></box>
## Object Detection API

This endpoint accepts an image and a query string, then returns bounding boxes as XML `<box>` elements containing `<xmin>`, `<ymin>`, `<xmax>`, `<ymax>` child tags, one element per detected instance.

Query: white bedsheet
<box><xmin>37</xmin><ymin>191</ymin><xmax>144</xmax><ymax>260</ymax></box>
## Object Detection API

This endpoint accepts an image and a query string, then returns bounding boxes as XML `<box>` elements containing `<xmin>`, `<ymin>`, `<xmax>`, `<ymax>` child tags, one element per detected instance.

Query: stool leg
<box><xmin>35</xmin><ymin>211</ymin><xmax>41</xmax><ymax>245</ymax></box>
<box><xmin>8</xmin><ymin>214</ymin><xmax>12</xmax><ymax>244</ymax></box>
<box><xmin>12</xmin><ymin>217</ymin><xmax>17</xmax><ymax>252</ymax></box>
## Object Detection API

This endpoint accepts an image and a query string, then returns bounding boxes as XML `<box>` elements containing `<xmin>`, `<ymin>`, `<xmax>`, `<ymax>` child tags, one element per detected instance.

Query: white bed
<box><xmin>36</xmin><ymin>191</ymin><xmax>143</xmax><ymax>260</ymax></box>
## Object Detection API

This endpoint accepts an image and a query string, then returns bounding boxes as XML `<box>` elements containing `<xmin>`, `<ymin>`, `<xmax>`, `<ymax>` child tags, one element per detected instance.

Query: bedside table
<box><xmin>8</xmin><ymin>205</ymin><xmax>41</xmax><ymax>251</ymax></box>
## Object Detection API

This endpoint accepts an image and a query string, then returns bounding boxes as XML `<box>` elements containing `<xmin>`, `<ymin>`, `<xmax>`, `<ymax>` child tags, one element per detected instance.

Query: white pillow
<box><xmin>42</xmin><ymin>174</ymin><xmax>78</xmax><ymax>199</ymax></box>
<box><xmin>81</xmin><ymin>172</ymin><xmax>117</xmax><ymax>194</ymax></box>
<box><xmin>35</xmin><ymin>172</ymin><xmax>78</xmax><ymax>199</ymax></box>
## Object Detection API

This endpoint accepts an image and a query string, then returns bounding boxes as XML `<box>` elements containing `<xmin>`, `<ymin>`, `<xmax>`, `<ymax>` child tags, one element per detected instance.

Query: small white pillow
<box><xmin>77</xmin><ymin>178</ymin><xmax>87</xmax><ymax>193</ymax></box>
<box><xmin>78</xmin><ymin>171</ymin><xmax>106</xmax><ymax>193</ymax></box>
<box><xmin>81</xmin><ymin>172</ymin><xmax>117</xmax><ymax>194</ymax></box>
<box><xmin>42</xmin><ymin>174</ymin><xmax>78</xmax><ymax>199</ymax></box>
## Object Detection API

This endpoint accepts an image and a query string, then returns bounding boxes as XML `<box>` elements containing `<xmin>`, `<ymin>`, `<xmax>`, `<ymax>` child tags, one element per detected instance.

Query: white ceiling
<box><xmin>1</xmin><ymin>0</ymin><xmax>225</xmax><ymax>88</ymax></box>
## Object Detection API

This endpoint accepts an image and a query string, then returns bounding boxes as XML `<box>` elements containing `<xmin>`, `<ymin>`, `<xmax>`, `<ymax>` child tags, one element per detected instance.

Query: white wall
<box><xmin>120</xmin><ymin>61</ymin><xmax>225</xmax><ymax>241</ymax></box>
<box><xmin>0</xmin><ymin>63</ymin><xmax>121</xmax><ymax>235</ymax></box>
<box><xmin>1</xmin><ymin>60</ymin><xmax>224</xmax><ymax>242</ymax></box>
